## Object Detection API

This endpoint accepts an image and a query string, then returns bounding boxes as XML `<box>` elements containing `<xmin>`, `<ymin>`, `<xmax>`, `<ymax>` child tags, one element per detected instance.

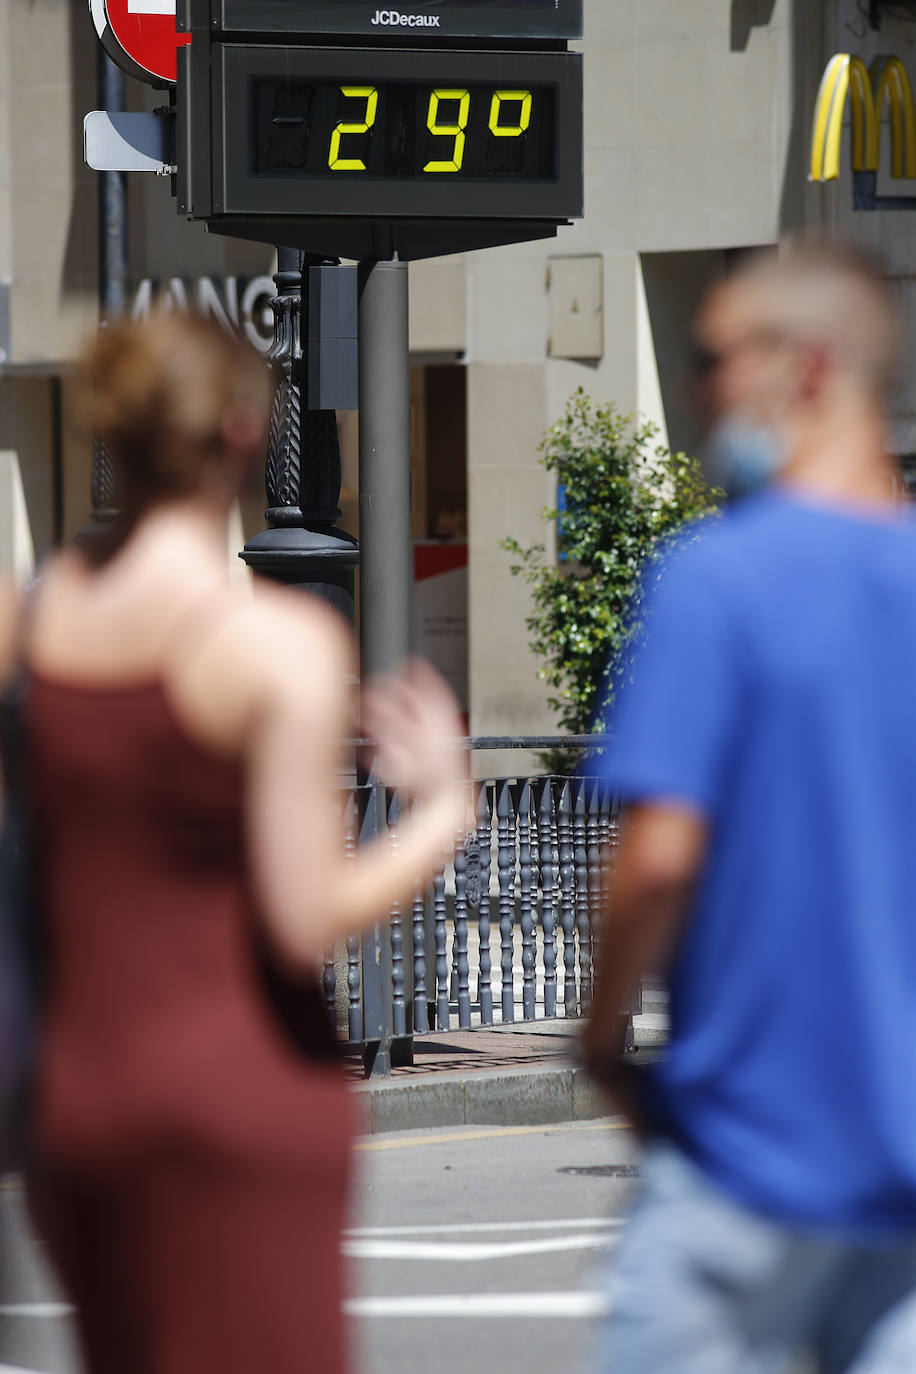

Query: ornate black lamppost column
<box><xmin>241</xmin><ymin>249</ymin><xmax>360</xmax><ymax>621</ymax></box>
<box><xmin>79</xmin><ymin>429</ymin><xmax>123</xmax><ymax>547</ymax></box>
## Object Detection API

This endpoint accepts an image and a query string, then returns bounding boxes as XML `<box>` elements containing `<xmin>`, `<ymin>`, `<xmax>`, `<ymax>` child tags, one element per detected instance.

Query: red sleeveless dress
<box><xmin>25</xmin><ymin>673</ymin><xmax>354</xmax><ymax>1374</ymax></box>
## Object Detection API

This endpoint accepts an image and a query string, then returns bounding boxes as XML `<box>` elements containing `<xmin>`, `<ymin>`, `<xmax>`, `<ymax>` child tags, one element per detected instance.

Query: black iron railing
<box><xmin>324</xmin><ymin>737</ymin><xmax>619</xmax><ymax>1077</ymax></box>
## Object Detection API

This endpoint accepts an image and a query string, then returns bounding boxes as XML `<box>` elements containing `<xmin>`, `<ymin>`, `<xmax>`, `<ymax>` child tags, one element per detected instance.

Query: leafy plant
<box><xmin>502</xmin><ymin>390</ymin><xmax>721</xmax><ymax>749</ymax></box>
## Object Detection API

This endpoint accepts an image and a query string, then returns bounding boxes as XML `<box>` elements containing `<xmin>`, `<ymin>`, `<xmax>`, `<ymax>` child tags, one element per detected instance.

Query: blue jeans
<box><xmin>598</xmin><ymin>1141</ymin><xmax>916</xmax><ymax>1374</ymax></box>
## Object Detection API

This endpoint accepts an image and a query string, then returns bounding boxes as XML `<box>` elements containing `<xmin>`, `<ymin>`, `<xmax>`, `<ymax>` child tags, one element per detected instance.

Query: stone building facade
<box><xmin>0</xmin><ymin>0</ymin><xmax>913</xmax><ymax>737</ymax></box>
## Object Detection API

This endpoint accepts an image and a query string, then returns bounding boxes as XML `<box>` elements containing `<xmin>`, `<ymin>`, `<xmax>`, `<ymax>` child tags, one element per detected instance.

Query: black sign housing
<box><xmin>213</xmin><ymin>0</ymin><xmax>583</xmax><ymax>42</ymax></box>
<box><xmin>176</xmin><ymin>0</ymin><xmax>584</xmax><ymax>259</ymax></box>
<box><xmin>214</xmin><ymin>46</ymin><xmax>581</xmax><ymax>222</ymax></box>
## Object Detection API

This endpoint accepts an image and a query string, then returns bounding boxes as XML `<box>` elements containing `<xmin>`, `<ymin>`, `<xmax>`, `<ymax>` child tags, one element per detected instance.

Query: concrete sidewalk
<box><xmin>346</xmin><ymin>1020</ymin><xmax>663</xmax><ymax>1135</ymax></box>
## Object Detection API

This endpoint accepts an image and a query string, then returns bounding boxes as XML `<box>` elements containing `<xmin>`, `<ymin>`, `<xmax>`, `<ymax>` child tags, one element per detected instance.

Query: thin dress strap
<box><xmin>0</xmin><ymin>579</ymin><xmax>40</xmax><ymax>805</ymax></box>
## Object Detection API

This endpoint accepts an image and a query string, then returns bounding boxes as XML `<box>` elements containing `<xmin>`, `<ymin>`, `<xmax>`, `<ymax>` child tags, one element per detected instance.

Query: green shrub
<box><xmin>502</xmin><ymin>390</ymin><xmax>721</xmax><ymax>745</ymax></box>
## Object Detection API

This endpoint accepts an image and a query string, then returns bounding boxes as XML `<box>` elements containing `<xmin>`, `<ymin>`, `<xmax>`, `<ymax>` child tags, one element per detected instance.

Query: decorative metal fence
<box><xmin>323</xmin><ymin>738</ymin><xmax>620</xmax><ymax>1077</ymax></box>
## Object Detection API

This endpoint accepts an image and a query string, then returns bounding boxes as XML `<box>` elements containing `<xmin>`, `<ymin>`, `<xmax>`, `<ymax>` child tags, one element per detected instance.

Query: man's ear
<box><xmin>800</xmin><ymin>345</ymin><xmax>831</xmax><ymax>402</ymax></box>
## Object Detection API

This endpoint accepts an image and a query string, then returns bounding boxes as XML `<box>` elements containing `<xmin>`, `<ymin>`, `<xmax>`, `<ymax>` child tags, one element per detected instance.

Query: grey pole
<box><xmin>78</xmin><ymin>50</ymin><xmax>129</xmax><ymax>549</ymax></box>
<box><xmin>357</xmin><ymin>257</ymin><xmax>412</xmax><ymax>1079</ymax></box>
<box><xmin>98</xmin><ymin>52</ymin><xmax>128</xmax><ymax>318</ymax></box>
<box><xmin>358</xmin><ymin>258</ymin><xmax>412</xmax><ymax>677</ymax></box>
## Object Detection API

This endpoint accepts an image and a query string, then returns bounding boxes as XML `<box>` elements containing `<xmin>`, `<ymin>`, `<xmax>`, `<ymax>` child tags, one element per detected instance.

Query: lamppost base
<box><xmin>74</xmin><ymin>515</ymin><xmax>119</xmax><ymax>550</ymax></box>
<box><xmin>241</xmin><ymin>525</ymin><xmax>359</xmax><ymax>623</ymax></box>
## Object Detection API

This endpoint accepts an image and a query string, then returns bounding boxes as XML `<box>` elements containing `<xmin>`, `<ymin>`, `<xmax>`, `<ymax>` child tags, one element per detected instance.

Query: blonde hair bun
<box><xmin>77</xmin><ymin>311</ymin><xmax>273</xmax><ymax>508</ymax></box>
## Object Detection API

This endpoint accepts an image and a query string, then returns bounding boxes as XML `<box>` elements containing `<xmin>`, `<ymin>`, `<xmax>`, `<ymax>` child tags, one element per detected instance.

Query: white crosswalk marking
<box><xmin>1</xmin><ymin>1294</ymin><xmax>611</xmax><ymax>1324</ymax></box>
<box><xmin>346</xmin><ymin>1217</ymin><xmax>623</xmax><ymax>1237</ymax></box>
<box><xmin>127</xmin><ymin>0</ymin><xmax>177</xmax><ymax>14</ymax></box>
<box><xmin>344</xmin><ymin>1233</ymin><xmax>615</xmax><ymax>1262</ymax></box>
<box><xmin>345</xmin><ymin>1293</ymin><xmax>610</xmax><ymax>1319</ymax></box>
<box><xmin>0</xmin><ymin>1304</ymin><xmax>74</xmax><ymax>1318</ymax></box>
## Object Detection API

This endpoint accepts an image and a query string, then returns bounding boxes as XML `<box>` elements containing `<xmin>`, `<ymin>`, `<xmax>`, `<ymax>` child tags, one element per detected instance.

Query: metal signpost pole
<box><xmin>357</xmin><ymin>257</ymin><xmax>411</xmax><ymax>678</ymax></box>
<box><xmin>98</xmin><ymin>52</ymin><xmax>128</xmax><ymax>318</ymax></box>
<box><xmin>79</xmin><ymin>47</ymin><xmax>130</xmax><ymax>549</ymax></box>
<box><xmin>357</xmin><ymin>256</ymin><xmax>411</xmax><ymax>1078</ymax></box>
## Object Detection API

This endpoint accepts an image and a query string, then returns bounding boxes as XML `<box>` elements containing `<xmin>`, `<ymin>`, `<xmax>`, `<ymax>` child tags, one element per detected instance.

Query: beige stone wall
<box><xmin>467</xmin><ymin>361</ymin><xmax>553</xmax><ymax>738</ymax></box>
<box><xmin>409</xmin><ymin>257</ymin><xmax>466</xmax><ymax>357</ymax></box>
<box><xmin>569</xmin><ymin>2</ymin><xmax>796</xmax><ymax>259</ymax></box>
<box><xmin>0</xmin><ymin>1</ymin><xmax>12</xmax><ymax>291</ymax></box>
<box><xmin>2</xmin><ymin>0</ymin><xmax>98</xmax><ymax>365</ymax></box>
<box><xmin>464</xmin><ymin>0</ymin><xmax>807</xmax><ymax>739</ymax></box>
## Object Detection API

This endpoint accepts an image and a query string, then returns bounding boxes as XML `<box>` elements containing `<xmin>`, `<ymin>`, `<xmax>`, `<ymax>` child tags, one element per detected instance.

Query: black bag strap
<box><xmin>1</xmin><ymin>580</ymin><xmax>39</xmax><ymax>794</ymax></box>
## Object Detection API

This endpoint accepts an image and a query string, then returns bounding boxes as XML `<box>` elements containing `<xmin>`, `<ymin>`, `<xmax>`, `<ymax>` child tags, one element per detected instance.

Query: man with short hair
<box><xmin>585</xmin><ymin>244</ymin><xmax>916</xmax><ymax>1373</ymax></box>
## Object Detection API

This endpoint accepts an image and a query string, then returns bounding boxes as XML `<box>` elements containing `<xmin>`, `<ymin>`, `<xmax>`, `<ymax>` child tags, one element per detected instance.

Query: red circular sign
<box><xmin>90</xmin><ymin>0</ymin><xmax>191</xmax><ymax>86</ymax></box>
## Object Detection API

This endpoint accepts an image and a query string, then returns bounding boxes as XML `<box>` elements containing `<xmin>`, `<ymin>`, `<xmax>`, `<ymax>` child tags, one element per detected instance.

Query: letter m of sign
<box><xmin>810</xmin><ymin>53</ymin><xmax>916</xmax><ymax>182</ymax></box>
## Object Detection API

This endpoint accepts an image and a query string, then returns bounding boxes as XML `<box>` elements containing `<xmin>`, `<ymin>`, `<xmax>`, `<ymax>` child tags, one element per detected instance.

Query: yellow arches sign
<box><xmin>810</xmin><ymin>53</ymin><xmax>916</xmax><ymax>183</ymax></box>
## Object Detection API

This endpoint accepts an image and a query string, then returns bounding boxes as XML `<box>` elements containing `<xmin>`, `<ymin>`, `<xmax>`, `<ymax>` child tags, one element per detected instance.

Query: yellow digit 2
<box><xmin>424</xmin><ymin>89</ymin><xmax>471</xmax><ymax>173</ymax></box>
<box><xmin>489</xmin><ymin>90</ymin><xmax>533</xmax><ymax>138</ymax></box>
<box><xmin>328</xmin><ymin>86</ymin><xmax>378</xmax><ymax>171</ymax></box>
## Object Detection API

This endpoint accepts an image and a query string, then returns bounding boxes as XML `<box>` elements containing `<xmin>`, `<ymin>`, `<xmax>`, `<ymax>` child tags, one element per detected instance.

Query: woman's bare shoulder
<box><xmin>244</xmin><ymin>582</ymin><xmax>354</xmax><ymax>692</ymax></box>
<box><xmin>173</xmin><ymin>580</ymin><xmax>356</xmax><ymax>754</ymax></box>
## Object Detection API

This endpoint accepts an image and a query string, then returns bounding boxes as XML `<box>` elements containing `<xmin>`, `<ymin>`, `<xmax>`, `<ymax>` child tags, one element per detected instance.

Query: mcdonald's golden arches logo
<box><xmin>810</xmin><ymin>54</ymin><xmax>916</xmax><ymax>182</ymax></box>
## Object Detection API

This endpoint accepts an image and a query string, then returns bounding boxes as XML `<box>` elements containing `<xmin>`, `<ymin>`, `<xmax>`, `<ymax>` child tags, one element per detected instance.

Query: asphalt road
<box><xmin>349</xmin><ymin>1117</ymin><xmax>637</xmax><ymax>1374</ymax></box>
<box><xmin>0</xmin><ymin>1117</ymin><xmax>638</xmax><ymax>1374</ymax></box>
<box><xmin>0</xmin><ymin>1176</ymin><xmax>79</xmax><ymax>1374</ymax></box>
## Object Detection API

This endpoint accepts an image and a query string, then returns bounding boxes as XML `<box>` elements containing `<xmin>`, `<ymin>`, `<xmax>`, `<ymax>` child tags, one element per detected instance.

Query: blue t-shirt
<box><xmin>600</xmin><ymin>488</ymin><xmax>916</xmax><ymax>1235</ymax></box>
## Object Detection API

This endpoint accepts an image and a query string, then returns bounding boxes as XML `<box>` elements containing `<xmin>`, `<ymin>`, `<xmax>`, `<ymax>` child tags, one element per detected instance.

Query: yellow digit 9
<box><xmin>328</xmin><ymin>86</ymin><xmax>379</xmax><ymax>172</ymax></box>
<box><xmin>489</xmin><ymin>90</ymin><xmax>533</xmax><ymax>138</ymax></box>
<box><xmin>423</xmin><ymin>89</ymin><xmax>471</xmax><ymax>173</ymax></box>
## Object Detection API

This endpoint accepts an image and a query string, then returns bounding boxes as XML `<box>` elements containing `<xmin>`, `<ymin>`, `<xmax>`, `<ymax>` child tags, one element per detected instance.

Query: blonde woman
<box><xmin>9</xmin><ymin>313</ymin><xmax>465</xmax><ymax>1374</ymax></box>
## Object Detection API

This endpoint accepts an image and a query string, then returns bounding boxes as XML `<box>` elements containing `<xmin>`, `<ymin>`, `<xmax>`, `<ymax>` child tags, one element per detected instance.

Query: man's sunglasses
<box><xmin>690</xmin><ymin>345</ymin><xmax>726</xmax><ymax>378</ymax></box>
<box><xmin>690</xmin><ymin>329</ymin><xmax>793</xmax><ymax>379</ymax></box>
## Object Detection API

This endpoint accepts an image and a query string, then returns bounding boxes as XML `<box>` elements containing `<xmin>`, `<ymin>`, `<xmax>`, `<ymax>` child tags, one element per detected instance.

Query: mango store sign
<box><xmin>130</xmin><ymin>275</ymin><xmax>277</xmax><ymax>353</ymax></box>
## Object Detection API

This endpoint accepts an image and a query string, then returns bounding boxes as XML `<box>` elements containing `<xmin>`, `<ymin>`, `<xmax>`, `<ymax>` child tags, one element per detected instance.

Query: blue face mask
<box><xmin>704</xmin><ymin>414</ymin><xmax>785</xmax><ymax>500</ymax></box>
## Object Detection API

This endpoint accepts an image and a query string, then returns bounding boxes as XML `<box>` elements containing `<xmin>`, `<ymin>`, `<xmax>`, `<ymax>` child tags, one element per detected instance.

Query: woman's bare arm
<box><xmin>246</xmin><ymin>617</ymin><xmax>467</xmax><ymax>969</ymax></box>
